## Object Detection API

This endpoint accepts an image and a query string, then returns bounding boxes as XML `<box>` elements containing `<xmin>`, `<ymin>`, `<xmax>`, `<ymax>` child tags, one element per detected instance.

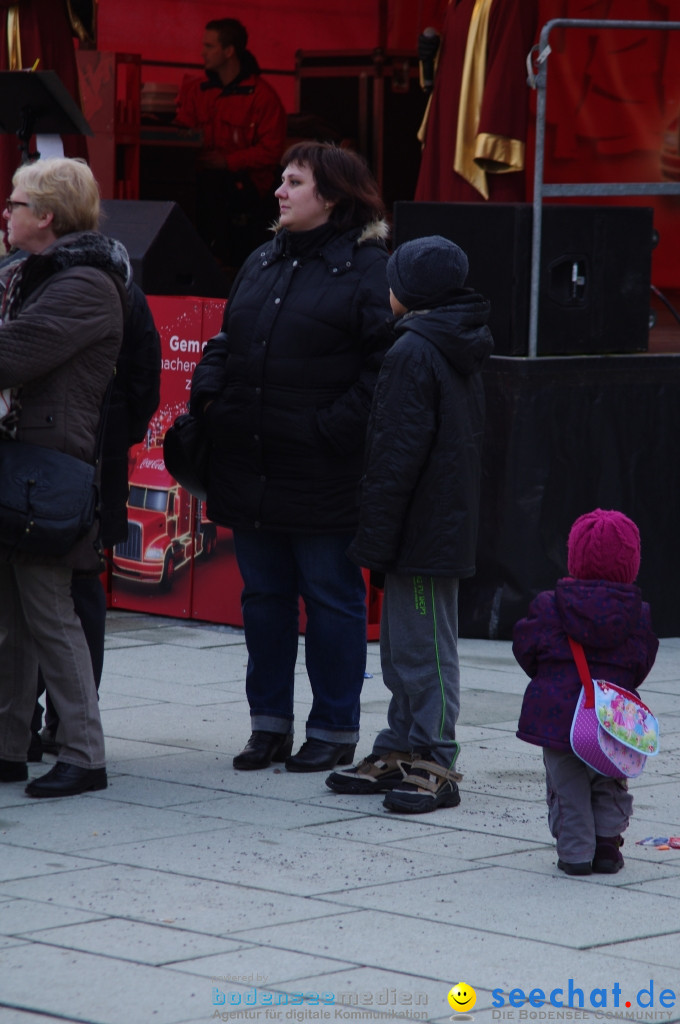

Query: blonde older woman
<box><xmin>0</xmin><ymin>157</ymin><xmax>129</xmax><ymax>797</ymax></box>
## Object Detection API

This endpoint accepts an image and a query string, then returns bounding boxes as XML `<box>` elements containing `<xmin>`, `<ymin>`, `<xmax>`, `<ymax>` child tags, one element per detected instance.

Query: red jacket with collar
<box><xmin>175</xmin><ymin>70</ymin><xmax>287</xmax><ymax>196</ymax></box>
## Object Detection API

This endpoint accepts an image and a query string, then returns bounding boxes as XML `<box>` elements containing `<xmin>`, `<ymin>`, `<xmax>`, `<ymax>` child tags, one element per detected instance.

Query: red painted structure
<box><xmin>8</xmin><ymin>1</ymin><xmax>678</xmax><ymax>633</ymax></box>
<box><xmin>87</xmin><ymin>0</ymin><xmax>680</xmax><ymax>285</ymax></box>
<box><xmin>96</xmin><ymin>0</ymin><xmax>448</xmax><ymax>111</ymax></box>
<box><xmin>108</xmin><ymin>295</ymin><xmax>383</xmax><ymax>637</ymax></box>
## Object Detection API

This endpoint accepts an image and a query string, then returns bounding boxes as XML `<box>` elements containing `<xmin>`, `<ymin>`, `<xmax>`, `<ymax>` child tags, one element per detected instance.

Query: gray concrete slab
<box><xmin>20</xmin><ymin>917</ymin><xmax>241</xmax><ymax>966</ymax></box>
<box><xmin>0</xmin><ymin>612</ymin><xmax>678</xmax><ymax>1024</ymax></box>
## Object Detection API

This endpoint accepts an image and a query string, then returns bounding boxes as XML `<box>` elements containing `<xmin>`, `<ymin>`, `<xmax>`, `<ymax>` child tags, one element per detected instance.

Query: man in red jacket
<box><xmin>175</xmin><ymin>17</ymin><xmax>287</xmax><ymax>272</ymax></box>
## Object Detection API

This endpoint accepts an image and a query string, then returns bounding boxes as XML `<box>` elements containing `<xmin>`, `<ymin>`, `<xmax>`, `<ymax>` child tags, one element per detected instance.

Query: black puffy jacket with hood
<box><xmin>190</xmin><ymin>219</ymin><xmax>391</xmax><ymax>533</ymax></box>
<box><xmin>347</xmin><ymin>291</ymin><xmax>493</xmax><ymax>576</ymax></box>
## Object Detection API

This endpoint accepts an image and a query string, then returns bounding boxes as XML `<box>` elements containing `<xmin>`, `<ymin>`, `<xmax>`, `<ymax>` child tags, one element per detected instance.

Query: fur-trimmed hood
<box><xmin>271</xmin><ymin>218</ymin><xmax>389</xmax><ymax>244</ymax></box>
<box><xmin>262</xmin><ymin>218</ymin><xmax>389</xmax><ymax>278</ymax></box>
<box><xmin>14</xmin><ymin>231</ymin><xmax>131</xmax><ymax>310</ymax></box>
<box><xmin>357</xmin><ymin>219</ymin><xmax>390</xmax><ymax>245</ymax></box>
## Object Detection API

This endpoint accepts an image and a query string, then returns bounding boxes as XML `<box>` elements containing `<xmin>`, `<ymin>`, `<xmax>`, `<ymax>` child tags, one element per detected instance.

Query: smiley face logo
<box><xmin>448</xmin><ymin>983</ymin><xmax>477</xmax><ymax>1013</ymax></box>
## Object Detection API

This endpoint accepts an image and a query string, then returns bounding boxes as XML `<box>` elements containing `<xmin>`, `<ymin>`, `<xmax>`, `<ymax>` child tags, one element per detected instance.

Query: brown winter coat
<box><xmin>0</xmin><ymin>232</ymin><xmax>128</xmax><ymax>571</ymax></box>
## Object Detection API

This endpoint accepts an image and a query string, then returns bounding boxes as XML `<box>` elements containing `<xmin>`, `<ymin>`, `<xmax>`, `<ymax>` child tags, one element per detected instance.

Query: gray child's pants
<box><xmin>543</xmin><ymin>747</ymin><xmax>633</xmax><ymax>863</ymax></box>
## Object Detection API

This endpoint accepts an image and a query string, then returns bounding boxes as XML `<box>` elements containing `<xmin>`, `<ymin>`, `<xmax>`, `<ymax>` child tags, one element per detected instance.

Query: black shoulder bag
<box><xmin>0</xmin><ymin>379</ymin><xmax>113</xmax><ymax>557</ymax></box>
<box><xmin>163</xmin><ymin>412</ymin><xmax>210</xmax><ymax>502</ymax></box>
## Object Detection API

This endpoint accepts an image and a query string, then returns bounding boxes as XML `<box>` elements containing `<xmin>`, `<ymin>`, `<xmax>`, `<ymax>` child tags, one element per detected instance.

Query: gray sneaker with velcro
<box><xmin>383</xmin><ymin>747</ymin><xmax>462</xmax><ymax>813</ymax></box>
<box><xmin>325</xmin><ymin>751</ymin><xmax>411</xmax><ymax>794</ymax></box>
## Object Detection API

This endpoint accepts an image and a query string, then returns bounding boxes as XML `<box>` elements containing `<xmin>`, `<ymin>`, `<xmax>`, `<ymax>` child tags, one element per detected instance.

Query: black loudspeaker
<box><xmin>392</xmin><ymin>202</ymin><xmax>654</xmax><ymax>355</ymax></box>
<box><xmin>100</xmin><ymin>200</ymin><xmax>229</xmax><ymax>298</ymax></box>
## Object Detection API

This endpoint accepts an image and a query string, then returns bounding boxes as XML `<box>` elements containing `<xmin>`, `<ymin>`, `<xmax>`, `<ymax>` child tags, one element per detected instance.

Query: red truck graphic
<box><xmin>113</xmin><ymin>450</ymin><xmax>217</xmax><ymax>591</ymax></box>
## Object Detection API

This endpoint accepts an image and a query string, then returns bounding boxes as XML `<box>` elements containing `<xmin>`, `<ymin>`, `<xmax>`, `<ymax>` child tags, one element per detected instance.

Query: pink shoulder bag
<box><xmin>568</xmin><ymin>637</ymin><xmax>659</xmax><ymax>779</ymax></box>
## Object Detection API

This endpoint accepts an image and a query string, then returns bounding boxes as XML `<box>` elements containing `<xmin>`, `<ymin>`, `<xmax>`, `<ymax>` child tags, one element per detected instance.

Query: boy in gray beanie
<box><xmin>327</xmin><ymin>235</ymin><xmax>494</xmax><ymax>812</ymax></box>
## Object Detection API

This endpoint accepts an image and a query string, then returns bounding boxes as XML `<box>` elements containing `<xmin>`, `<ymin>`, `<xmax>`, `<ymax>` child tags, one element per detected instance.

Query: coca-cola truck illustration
<box><xmin>113</xmin><ymin>450</ymin><xmax>217</xmax><ymax>591</ymax></box>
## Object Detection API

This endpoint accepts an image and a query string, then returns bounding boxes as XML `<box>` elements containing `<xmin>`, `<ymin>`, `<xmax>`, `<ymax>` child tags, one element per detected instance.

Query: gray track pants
<box><xmin>372</xmin><ymin>574</ymin><xmax>460</xmax><ymax>769</ymax></box>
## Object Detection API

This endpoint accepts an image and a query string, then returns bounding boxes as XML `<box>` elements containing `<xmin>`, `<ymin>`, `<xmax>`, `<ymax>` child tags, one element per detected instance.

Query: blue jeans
<box><xmin>232</xmin><ymin>529</ymin><xmax>366</xmax><ymax>742</ymax></box>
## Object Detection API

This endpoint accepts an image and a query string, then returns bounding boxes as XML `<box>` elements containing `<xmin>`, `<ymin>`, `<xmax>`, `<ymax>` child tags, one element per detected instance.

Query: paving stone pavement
<box><xmin>1</xmin><ymin>612</ymin><xmax>679</xmax><ymax>1024</ymax></box>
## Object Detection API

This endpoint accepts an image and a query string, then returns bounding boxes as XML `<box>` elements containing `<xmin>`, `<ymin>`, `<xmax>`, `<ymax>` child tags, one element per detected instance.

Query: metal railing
<box><xmin>528</xmin><ymin>18</ymin><xmax>680</xmax><ymax>357</ymax></box>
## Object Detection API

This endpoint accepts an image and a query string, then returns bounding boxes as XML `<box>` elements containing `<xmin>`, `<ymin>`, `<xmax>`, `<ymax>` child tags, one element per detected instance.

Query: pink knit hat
<box><xmin>567</xmin><ymin>508</ymin><xmax>641</xmax><ymax>584</ymax></box>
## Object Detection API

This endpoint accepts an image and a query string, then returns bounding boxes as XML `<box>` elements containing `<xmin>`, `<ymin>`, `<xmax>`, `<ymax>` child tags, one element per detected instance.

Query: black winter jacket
<box><xmin>347</xmin><ymin>294</ymin><xmax>493</xmax><ymax>575</ymax></box>
<box><xmin>190</xmin><ymin>220</ymin><xmax>391</xmax><ymax>532</ymax></box>
<box><xmin>100</xmin><ymin>282</ymin><xmax>161</xmax><ymax>547</ymax></box>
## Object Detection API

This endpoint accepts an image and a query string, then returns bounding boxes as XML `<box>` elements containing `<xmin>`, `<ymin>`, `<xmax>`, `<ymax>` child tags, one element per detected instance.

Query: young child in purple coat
<box><xmin>513</xmin><ymin>509</ymin><xmax>658</xmax><ymax>876</ymax></box>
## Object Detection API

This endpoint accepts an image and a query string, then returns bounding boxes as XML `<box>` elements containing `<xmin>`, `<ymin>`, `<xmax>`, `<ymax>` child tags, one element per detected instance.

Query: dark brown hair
<box><xmin>205</xmin><ymin>18</ymin><xmax>247</xmax><ymax>56</ymax></box>
<box><xmin>281</xmin><ymin>141</ymin><xmax>385</xmax><ymax>233</ymax></box>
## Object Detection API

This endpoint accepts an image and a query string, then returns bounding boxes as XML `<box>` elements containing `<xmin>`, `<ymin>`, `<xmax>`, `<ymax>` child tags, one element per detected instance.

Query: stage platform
<box><xmin>459</xmin><ymin>331</ymin><xmax>680</xmax><ymax>639</ymax></box>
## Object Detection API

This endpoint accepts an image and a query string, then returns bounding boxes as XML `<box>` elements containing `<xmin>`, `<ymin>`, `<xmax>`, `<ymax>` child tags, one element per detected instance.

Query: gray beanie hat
<box><xmin>387</xmin><ymin>235</ymin><xmax>469</xmax><ymax>311</ymax></box>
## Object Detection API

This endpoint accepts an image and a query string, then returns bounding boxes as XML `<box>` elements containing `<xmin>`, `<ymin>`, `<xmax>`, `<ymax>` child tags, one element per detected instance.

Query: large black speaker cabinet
<box><xmin>101</xmin><ymin>200</ymin><xmax>229</xmax><ymax>298</ymax></box>
<box><xmin>393</xmin><ymin>202</ymin><xmax>654</xmax><ymax>355</ymax></box>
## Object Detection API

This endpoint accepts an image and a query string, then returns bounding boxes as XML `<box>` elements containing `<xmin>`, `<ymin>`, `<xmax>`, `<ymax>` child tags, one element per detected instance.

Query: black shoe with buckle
<box><xmin>286</xmin><ymin>738</ymin><xmax>356</xmax><ymax>773</ymax></box>
<box><xmin>25</xmin><ymin>762</ymin><xmax>107</xmax><ymax>798</ymax></box>
<box><xmin>232</xmin><ymin>731</ymin><xmax>294</xmax><ymax>771</ymax></box>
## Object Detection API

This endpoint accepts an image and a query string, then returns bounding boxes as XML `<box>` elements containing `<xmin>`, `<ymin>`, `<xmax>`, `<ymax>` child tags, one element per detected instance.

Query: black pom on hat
<box><xmin>387</xmin><ymin>235</ymin><xmax>469</xmax><ymax>311</ymax></box>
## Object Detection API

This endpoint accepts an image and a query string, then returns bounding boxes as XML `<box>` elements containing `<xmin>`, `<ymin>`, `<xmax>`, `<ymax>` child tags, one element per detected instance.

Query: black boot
<box><xmin>232</xmin><ymin>731</ymin><xmax>294</xmax><ymax>771</ymax></box>
<box><xmin>286</xmin><ymin>738</ymin><xmax>356</xmax><ymax>773</ymax></box>
<box><xmin>557</xmin><ymin>859</ymin><xmax>592</xmax><ymax>876</ymax></box>
<box><xmin>593</xmin><ymin>835</ymin><xmax>624</xmax><ymax>873</ymax></box>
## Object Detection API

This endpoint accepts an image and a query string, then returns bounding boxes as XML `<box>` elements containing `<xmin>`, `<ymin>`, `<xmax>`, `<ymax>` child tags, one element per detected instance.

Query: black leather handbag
<box><xmin>163</xmin><ymin>413</ymin><xmax>210</xmax><ymax>501</ymax></box>
<box><xmin>0</xmin><ymin>440</ymin><xmax>97</xmax><ymax>556</ymax></box>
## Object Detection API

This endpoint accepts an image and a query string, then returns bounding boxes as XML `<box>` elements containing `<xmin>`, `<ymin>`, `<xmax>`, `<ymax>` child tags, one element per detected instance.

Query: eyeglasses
<box><xmin>5</xmin><ymin>199</ymin><xmax>30</xmax><ymax>213</ymax></box>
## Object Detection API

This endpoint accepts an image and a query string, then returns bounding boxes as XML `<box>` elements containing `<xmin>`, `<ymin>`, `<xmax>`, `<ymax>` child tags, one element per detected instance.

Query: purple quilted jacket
<box><xmin>514</xmin><ymin>578</ymin><xmax>658</xmax><ymax>752</ymax></box>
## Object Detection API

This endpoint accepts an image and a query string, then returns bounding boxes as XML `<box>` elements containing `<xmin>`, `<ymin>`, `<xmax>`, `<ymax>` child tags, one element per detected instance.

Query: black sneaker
<box><xmin>326</xmin><ymin>751</ymin><xmax>411</xmax><ymax>794</ymax></box>
<box><xmin>383</xmin><ymin>748</ymin><xmax>462</xmax><ymax>814</ymax></box>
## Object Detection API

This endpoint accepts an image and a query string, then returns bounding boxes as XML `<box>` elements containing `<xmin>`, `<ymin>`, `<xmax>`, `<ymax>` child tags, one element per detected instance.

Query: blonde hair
<box><xmin>13</xmin><ymin>157</ymin><xmax>100</xmax><ymax>236</ymax></box>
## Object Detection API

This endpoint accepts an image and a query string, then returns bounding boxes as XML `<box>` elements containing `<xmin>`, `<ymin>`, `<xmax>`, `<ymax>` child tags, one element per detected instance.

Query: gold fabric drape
<box><xmin>7</xmin><ymin>5</ymin><xmax>22</xmax><ymax>70</ymax></box>
<box><xmin>474</xmin><ymin>132</ymin><xmax>525</xmax><ymax>174</ymax></box>
<box><xmin>66</xmin><ymin>0</ymin><xmax>97</xmax><ymax>47</ymax></box>
<box><xmin>453</xmin><ymin>0</ymin><xmax>494</xmax><ymax>198</ymax></box>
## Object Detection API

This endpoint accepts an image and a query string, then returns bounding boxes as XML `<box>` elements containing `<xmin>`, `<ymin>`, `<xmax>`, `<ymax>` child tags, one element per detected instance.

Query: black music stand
<box><xmin>0</xmin><ymin>70</ymin><xmax>92</xmax><ymax>163</ymax></box>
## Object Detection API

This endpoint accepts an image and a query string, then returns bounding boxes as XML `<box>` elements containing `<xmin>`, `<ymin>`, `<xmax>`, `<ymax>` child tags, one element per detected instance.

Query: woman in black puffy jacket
<box><xmin>190</xmin><ymin>142</ymin><xmax>391</xmax><ymax>773</ymax></box>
